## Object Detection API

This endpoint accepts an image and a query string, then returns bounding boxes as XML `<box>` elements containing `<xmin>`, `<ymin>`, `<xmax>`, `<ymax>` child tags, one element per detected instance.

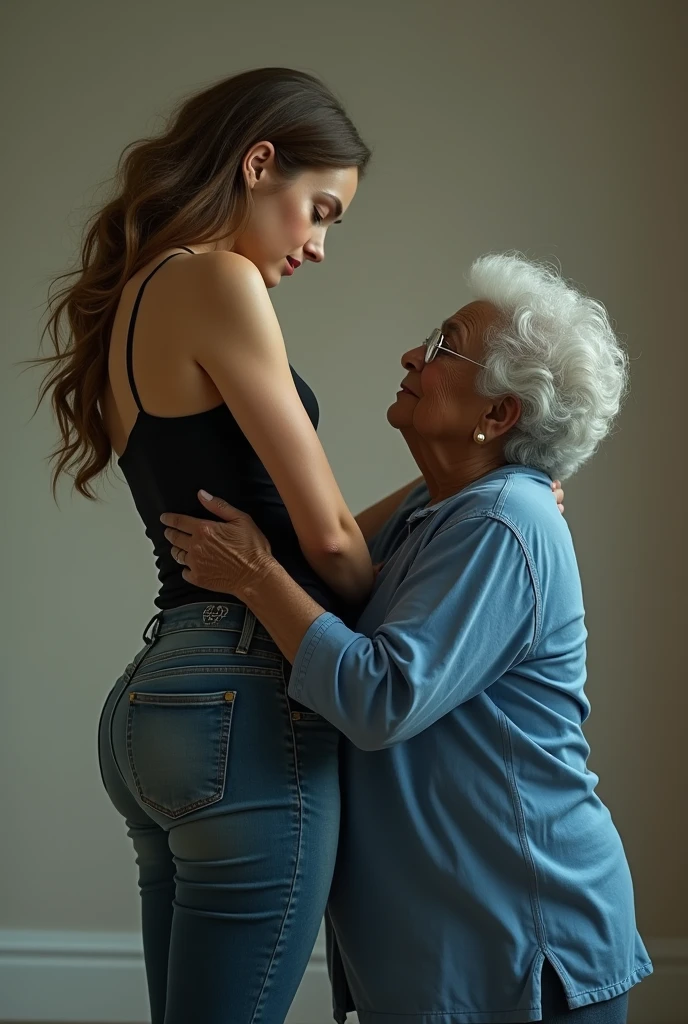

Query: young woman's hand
<box><xmin>552</xmin><ymin>480</ymin><xmax>564</xmax><ymax>514</ymax></box>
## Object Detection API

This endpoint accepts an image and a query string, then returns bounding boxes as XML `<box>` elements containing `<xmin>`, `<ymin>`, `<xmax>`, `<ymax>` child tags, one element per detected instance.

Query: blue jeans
<box><xmin>98</xmin><ymin>601</ymin><xmax>340</xmax><ymax>1024</ymax></box>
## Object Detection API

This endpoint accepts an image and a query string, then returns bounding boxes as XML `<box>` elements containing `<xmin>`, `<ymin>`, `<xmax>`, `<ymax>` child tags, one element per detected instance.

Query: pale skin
<box><xmin>102</xmin><ymin>143</ymin><xmax>373</xmax><ymax>605</ymax></box>
<box><xmin>161</xmin><ymin>300</ymin><xmax>565</xmax><ymax>664</ymax></box>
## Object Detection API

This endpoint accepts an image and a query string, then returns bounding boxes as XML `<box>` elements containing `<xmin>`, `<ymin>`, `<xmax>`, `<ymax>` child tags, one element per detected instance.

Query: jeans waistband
<box><xmin>143</xmin><ymin>601</ymin><xmax>272</xmax><ymax>653</ymax></box>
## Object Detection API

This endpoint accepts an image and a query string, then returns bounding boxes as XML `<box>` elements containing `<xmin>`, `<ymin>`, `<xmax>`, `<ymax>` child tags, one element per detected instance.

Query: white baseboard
<box><xmin>0</xmin><ymin>930</ymin><xmax>683</xmax><ymax>1024</ymax></box>
<box><xmin>627</xmin><ymin>939</ymin><xmax>688</xmax><ymax>1024</ymax></box>
<box><xmin>0</xmin><ymin>929</ymin><xmax>332</xmax><ymax>1024</ymax></box>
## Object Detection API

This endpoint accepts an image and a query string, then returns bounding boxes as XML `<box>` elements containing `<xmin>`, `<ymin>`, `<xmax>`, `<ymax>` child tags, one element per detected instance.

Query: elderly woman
<box><xmin>162</xmin><ymin>254</ymin><xmax>651</xmax><ymax>1024</ymax></box>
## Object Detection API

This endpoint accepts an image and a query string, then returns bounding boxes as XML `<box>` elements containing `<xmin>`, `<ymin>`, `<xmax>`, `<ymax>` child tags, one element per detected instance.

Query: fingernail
<box><xmin>199</xmin><ymin>490</ymin><xmax>213</xmax><ymax>501</ymax></box>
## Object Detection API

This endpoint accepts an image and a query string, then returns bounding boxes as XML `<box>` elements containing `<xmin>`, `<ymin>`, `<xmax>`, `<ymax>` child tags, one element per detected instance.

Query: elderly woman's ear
<box><xmin>475</xmin><ymin>394</ymin><xmax>522</xmax><ymax>445</ymax></box>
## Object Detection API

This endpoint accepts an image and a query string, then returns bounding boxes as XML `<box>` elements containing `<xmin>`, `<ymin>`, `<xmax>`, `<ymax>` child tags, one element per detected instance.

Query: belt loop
<box><xmin>235</xmin><ymin>607</ymin><xmax>256</xmax><ymax>655</ymax></box>
<box><xmin>142</xmin><ymin>612</ymin><xmax>162</xmax><ymax>645</ymax></box>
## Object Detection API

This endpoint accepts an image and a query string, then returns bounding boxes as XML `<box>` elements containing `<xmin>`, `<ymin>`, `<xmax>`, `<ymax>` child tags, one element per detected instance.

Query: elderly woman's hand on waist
<box><xmin>161</xmin><ymin>490</ymin><xmax>274</xmax><ymax>596</ymax></box>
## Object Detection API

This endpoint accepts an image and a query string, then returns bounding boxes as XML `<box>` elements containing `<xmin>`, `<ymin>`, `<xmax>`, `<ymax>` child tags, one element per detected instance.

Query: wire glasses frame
<box><xmin>423</xmin><ymin>328</ymin><xmax>487</xmax><ymax>368</ymax></box>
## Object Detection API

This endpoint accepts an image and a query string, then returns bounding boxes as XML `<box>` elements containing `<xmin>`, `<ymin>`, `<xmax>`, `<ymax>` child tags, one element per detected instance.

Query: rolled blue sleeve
<box><xmin>289</xmin><ymin>514</ymin><xmax>537</xmax><ymax>750</ymax></box>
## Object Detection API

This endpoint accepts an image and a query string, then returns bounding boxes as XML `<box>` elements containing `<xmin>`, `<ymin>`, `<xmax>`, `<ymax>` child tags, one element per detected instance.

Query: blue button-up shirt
<box><xmin>289</xmin><ymin>466</ymin><xmax>651</xmax><ymax>1023</ymax></box>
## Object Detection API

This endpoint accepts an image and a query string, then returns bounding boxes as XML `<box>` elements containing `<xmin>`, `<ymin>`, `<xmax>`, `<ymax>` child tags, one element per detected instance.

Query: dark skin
<box><xmin>390</xmin><ymin>302</ymin><xmax>520</xmax><ymax>499</ymax></box>
<box><xmin>160</xmin><ymin>301</ymin><xmax>564</xmax><ymax>664</ymax></box>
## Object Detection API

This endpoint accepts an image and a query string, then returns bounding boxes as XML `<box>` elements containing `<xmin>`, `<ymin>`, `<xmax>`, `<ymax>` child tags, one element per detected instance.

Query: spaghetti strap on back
<box><xmin>125</xmin><ymin>247</ymin><xmax>196</xmax><ymax>412</ymax></box>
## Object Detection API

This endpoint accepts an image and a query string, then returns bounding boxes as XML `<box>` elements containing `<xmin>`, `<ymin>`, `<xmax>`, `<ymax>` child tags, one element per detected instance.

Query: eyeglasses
<box><xmin>423</xmin><ymin>328</ymin><xmax>487</xmax><ymax>368</ymax></box>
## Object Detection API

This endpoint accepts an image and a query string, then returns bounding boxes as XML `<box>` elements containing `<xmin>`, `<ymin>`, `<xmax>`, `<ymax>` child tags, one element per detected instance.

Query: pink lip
<box><xmin>285</xmin><ymin>256</ymin><xmax>301</xmax><ymax>275</ymax></box>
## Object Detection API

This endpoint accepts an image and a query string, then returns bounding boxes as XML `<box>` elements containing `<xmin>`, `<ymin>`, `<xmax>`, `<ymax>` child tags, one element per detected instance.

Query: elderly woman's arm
<box><xmin>162</xmin><ymin>497</ymin><xmax>536</xmax><ymax>750</ymax></box>
<box><xmin>286</xmin><ymin>516</ymin><xmax>536</xmax><ymax>749</ymax></box>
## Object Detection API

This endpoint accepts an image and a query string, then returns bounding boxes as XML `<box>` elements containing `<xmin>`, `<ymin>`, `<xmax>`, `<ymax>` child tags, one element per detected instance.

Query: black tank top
<box><xmin>117</xmin><ymin>248</ymin><xmax>336</xmax><ymax>612</ymax></box>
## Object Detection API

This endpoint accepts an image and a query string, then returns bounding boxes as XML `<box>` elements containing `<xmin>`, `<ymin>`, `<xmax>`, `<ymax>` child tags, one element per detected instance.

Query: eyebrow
<box><xmin>440</xmin><ymin>317</ymin><xmax>464</xmax><ymax>348</ymax></box>
<box><xmin>321</xmin><ymin>191</ymin><xmax>344</xmax><ymax>224</ymax></box>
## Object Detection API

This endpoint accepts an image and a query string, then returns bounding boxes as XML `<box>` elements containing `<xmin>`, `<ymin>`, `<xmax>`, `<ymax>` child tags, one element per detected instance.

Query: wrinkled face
<box><xmin>387</xmin><ymin>301</ymin><xmax>501</xmax><ymax>443</ymax></box>
<box><xmin>231</xmin><ymin>144</ymin><xmax>359</xmax><ymax>288</ymax></box>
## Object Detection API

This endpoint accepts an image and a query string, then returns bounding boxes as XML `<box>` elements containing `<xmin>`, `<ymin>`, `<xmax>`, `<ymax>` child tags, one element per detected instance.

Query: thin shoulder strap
<box><xmin>125</xmin><ymin>247</ymin><xmax>196</xmax><ymax>412</ymax></box>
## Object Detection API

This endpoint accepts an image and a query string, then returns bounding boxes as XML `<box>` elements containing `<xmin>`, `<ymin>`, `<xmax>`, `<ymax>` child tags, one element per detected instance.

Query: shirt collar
<box><xmin>407</xmin><ymin>491</ymin><xmax>459</xmax><ymax>523</ymax></box>
<box><xmin>406</xmin><ymin>465</ymin><xmax>547</xmax><ymax>524</ymax></box>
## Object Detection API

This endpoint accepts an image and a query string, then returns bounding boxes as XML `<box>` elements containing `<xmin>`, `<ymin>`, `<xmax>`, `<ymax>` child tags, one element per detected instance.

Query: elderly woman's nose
<box><xmin>402</xmin><ymin>346</ymin><xmax>425</xmax><ymax>370</ymax></box>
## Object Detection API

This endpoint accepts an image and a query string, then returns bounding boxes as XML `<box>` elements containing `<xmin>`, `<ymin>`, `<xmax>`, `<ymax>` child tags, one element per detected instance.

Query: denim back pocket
<box><xmin>126</xmin><ymin>690</ymin><xmax>236</xmax><ymax>818</ymax></box>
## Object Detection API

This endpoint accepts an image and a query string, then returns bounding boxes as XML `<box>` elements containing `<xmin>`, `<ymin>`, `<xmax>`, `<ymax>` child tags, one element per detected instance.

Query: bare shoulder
<box><xmin>180</xmin><ymin>250</ymin><xmax>267</xmax><ymax>309</ymax></box>
<box><xmin>120</xmin><ymin>249</ymin><xmax>276</xmax><ymax>369</ymax></box>
<box><xmin>161</xmin><ymin>251</ymin><xmax>272</xmax><ymax>349</ymax></box>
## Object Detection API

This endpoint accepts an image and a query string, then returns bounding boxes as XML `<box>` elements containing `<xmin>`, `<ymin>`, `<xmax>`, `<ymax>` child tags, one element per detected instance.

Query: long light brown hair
<box><xmin>38</xmin><ymin>67</ymin><xmax>371</xmax><ymax>498</ymax></box>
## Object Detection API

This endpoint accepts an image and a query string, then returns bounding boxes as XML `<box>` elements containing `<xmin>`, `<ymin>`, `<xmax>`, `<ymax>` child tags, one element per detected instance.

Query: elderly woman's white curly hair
<box><xmin>468</xmin><ymin>253</ymin><xmax>629</xmax><ymax>480</ymax></box>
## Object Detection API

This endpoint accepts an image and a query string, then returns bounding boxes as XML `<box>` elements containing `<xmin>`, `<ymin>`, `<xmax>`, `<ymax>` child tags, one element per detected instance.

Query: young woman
<box><xmin>39</xmin><ymin>67</ymin><xmax>565</xmax><ymax>1024</ymax></box>
<box><xmin>39</xmin><ymin>67</ymin><xmax>375</xmax><ymax>1024</ymax></box>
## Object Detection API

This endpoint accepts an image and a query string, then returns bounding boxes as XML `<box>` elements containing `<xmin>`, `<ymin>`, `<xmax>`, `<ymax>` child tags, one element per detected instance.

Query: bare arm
<box><xmin>184</xmin><ymin>252</ymin><xmax>373</xmax><ymax>605</ymax></box>
<box><xmin>355</xmin><ymin>478</ymin><xmax>424</xmax><ymax>542</ymax></box>
<box><xmin>353</xmin><ymin>425</ymin><xmax>441</xmax><ymax>544</ymax></box>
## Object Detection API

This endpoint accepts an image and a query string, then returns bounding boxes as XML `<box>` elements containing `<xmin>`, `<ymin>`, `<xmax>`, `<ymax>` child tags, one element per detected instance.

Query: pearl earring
<box><xmin>475</xmin><ymin>431</ymin><xmax>486</xmax><ymax>444</ymax></box>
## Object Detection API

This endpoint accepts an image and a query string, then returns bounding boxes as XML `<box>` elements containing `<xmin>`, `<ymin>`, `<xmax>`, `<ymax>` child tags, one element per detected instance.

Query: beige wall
<box><xmin>2</xmin><ymin>0</ymin><xmax>685</xmax><ymax>955</ymax></box>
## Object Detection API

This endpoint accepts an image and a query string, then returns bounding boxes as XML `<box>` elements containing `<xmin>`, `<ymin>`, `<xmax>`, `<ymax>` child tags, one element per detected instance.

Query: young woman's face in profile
<box><xmin>232</xmin><ymin>145</ymin><xmax>359</xmax><ymax>288</ymax></box>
